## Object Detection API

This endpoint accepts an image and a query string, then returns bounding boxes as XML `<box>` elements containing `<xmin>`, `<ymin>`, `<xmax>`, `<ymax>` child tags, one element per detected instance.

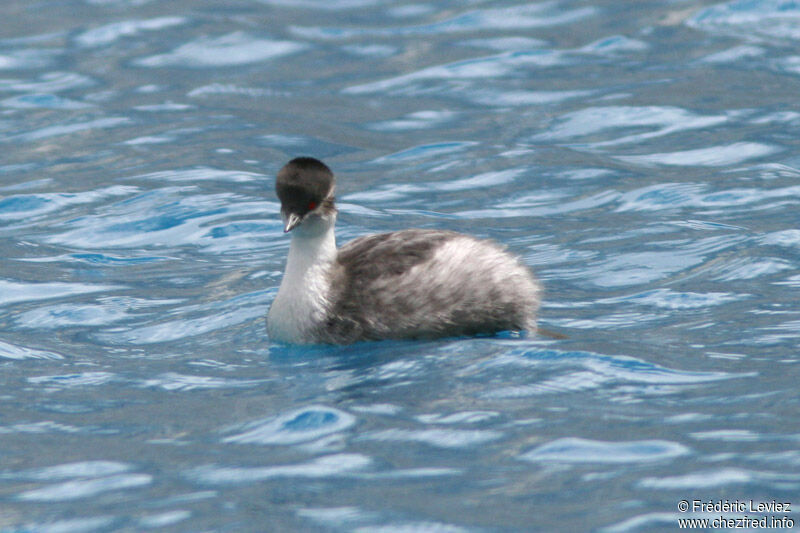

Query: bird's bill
<box><xmin>283</xmin><ymin>212</ymin><xmax>303</xmax><ymax>233</ymax></box>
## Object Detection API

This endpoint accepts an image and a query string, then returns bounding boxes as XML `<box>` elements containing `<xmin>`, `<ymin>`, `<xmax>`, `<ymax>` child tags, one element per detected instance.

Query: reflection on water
<box><xmin>1</xmin><ymin>0</ymin><xmax>799</xmax><ymax>531</ymax></box>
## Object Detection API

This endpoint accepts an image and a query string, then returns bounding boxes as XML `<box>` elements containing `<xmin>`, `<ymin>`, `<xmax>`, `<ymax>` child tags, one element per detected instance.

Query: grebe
<box><xmin>267</xmin><ymin>157</ymin><xmax>541</xmax><ymax>344</ymax></box>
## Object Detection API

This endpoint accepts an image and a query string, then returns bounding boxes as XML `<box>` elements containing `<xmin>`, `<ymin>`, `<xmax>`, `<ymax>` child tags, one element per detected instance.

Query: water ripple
<box><xmin>0</xmin><ymin>48</ymin><xmax>61</xmax><ymax>70</ymax></box>
<box><xmin>44</xmin><ymin>186</ymin><xmax>271</xmax><ymax>251</ymax></box>
<box><xmin>140</xmin><ymin>372</ymin><xmax>266</xmax><ymax>391</ymax></box>
<box><xmin>373</xmin><ymin>142</ymin><xmax>477</xmax><ymax>163</ymax></box>
<box><xmin>458</xmin><ymin>189</ymin><xmax>618</xmax><ymax>219</ymax></box>
<box><xmin>28</xmin><ymin>372</ymin><xmax>117</xmax><ymax>388</ymax></box>
<box><xmin>639</xmin><ymin>468</ymin><xmax>800</xmax><ymax>489</ymax></box>
<box><xmin>223</xmin><ymin>406</ymin><xmax>356</xmax><ymax>445</ymax></box>
<box><xmin>367</xmin><ymin>110</ymin><xmax>456</xmax><ymax>132</ymax></box>
<box><xmin>479</xmin><ymin>349</ymin><xmax>749</xmax><ymax>399</ymax></box>
<box><xmin>0</xmin><ymin>420</ymin><xmax>95</xmax><ymax>434</ymax></box>
<box><xmin>553</xmin><ymin>312</ymin><xmax>664</xmax><ymax>329</ymax></box>
<box><xmin>133</xmin><ymin>167</ymin><xmax>266</xmax><ymax>183</ymax></box>
<box><xmin>416</xmin><ymin>411</ymin><xmax>499</xmax><ymax>425</ymax></box>
<box><xmin>296</xmin><ymin>506</ymin><xmax>378</xmax><ymax>530</ymax></box>
<box><xmin>566</xmin><ymin>249</ymin><xmax>706</xmax><ymax>288</ymax></box>
<box><xmin>597</xmin><ymin>289</ymin><xmax>745</xmax><ymax>309</ymax></box>
<box><xmin>344</xmin><ymin>50</ymin><xmax>567</xmax><ymax>95</ymax></box>
<box><xmin>354</xmin><ymin>522</ymin><xmax>468</xmax><ymax>533</ymax></box>
<box><xmin>95</xmin><ymin>290</ymin><xmax>271</xmax><ymax>344</ymax></box>
<box><xmin>600</xmin><ymin>512</ymin><xmax>683</xmax><ymax>533</ymax></box>
<box><xmin>468</xmin><ymin>88</ymin><xmax>591</xmax><ymax>107</ymax></box>
<box><xmin>711</xmin><ymin>257</ymin><xmax>792</xmax><ymax>280</ymax></box>
<box><xmin>87</xmin><ymin>0</ymin><xmax>155</xmax><ymax>5</ymax></box>
<box><xmin>520</xmin><ymin>437</ymin><xmax>690</xmax><ymax>464</ymax></box>
<box><xmin>5</xmin><ymin>460</ymin><xmax>131</xmax><ymax>480</ymax></box>
<box><xmin>462</xmin><ymin>36</ymin><xmax>548</xmax><ymax>51</ymax></box>
<box><xmin>0</xmin><ymin>71</ymin><xmax>94</xmax><ymax>92</ymax></box>
<box><xmin>688</xmin><ymin>0</ymin><xmax>800</xmax><ymax>41</ymax></box>
<box><xmin>187</xmin><ymin>82</ymin><xmax>289</xmax><ymax>98</ymax></box>
<box><xmin>486</xmin><ymin>370</ymin><xmax>610</xmax><ymax>397</ymax></box>
<box><xmin>360</xmin><ymin>428</ymin><xmax>502</xmax><ymax>448</ymax></box>
<box><xmin>1</xmin><ymin>93</ymin><xmax>92</xmax><ymax>109</ymax></box>
<box><xmin>16</xmin><ymin>301</ymin><xmax>135</xmax><ymax>328</ymax></box>
<box><xmin>0</xmin><ymin>339</ymin><xmax>63</xmax><ymax>360</ymax></box>
<box><xmin>616</xmin><ymin>181</ymin><xmax>800</xmax><ymax>211</ymax></box>
<box><xmin>188</xmin><ymin>454</ymin><xmax>371</xmax><ymax>484</ymax></box>
<box><xmin>6</xmin><ymin>116</ymin><xmax>131</xmax><ymax>143</ymax></box>
<box><xmin>257</xmin><ymin>0</ymin><xmax>382</xmax><ymax>9</ymax></box>
<box><xmin>0</xmin><ymin>185</ymin><xmax>135</xmax><ymax>224</ymax></box>
<box><xmin>138</xmin><ymin>511</ymin><xmax>192</xmax><ymax>528</ymax></box>
<box><xmin>345</xmin><ymin>168</ymin><xmax>522</xmax><ymax>202</ymax></box>
<box><xmin>9</xmin><ymin>517</ymin><xmax>116</xmax><ymax>533</ymax></box>
<box><xmin>700</xmin><ymin>44</ymin><xmax>766</xmax><ymax>64</ymax></box>
<box><xmin>0</xmin><ymin>280</ymin><xmax>123</xmax><ymax>306</ymax></box>
<box><xmin>135</xmin><ymin>32</ymin><xmax>307</xmax><ymax>67</ymax></box>
<box><xmin>616</xmin><ymin>142</ymin><xmax>781</xmax><ymax>167</ymax></box>
<box><xmin>579</xmin><ymin>35</ymin><xmax>649</xmax><ymax>54</ymax></box>
<box><xmin>293</xmin><ymin>3</ymin><xmax>596</xmax><ymax>39</ymax></box>
<box><xmin>534</xmin><ymin>105</ymin><xmax>728</xmax><ymax>146</ymax></box>
<box><xmin>75</xmin><ymin>16</ymin><xmax>187</xmax><ymax>47</ymax></box>
<box><xmin>17</xmin><ymin>473</ymin><xmax>152</xmax><ymax>501</ymax></box>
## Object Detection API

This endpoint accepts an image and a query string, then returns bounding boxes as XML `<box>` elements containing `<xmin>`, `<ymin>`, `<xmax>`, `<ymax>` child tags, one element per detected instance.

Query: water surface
<box><xmin>1</xmin><ymin>0</ymin><xmax>799</xmax><ymax>531</ymax></box>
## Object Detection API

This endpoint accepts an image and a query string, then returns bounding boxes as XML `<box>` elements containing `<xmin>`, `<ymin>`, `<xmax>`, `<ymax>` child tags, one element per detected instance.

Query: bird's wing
<box><xmin>336</xmin><ymin>229</ymin><xmax>459</xmax><ymax>281</ymax></box>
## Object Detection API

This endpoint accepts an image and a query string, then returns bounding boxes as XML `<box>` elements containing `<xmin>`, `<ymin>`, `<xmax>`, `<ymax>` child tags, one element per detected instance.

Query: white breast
<box><xmin>267</xmin><ymin>265</ymin><xmax>330</xmax><ymax>343</ymax></box>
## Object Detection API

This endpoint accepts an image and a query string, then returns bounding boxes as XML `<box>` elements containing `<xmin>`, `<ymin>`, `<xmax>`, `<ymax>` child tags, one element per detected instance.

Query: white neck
<box><xmin>267</xmin><ymin>215</ymin><xmax>337</xmax><ymax>343</ymax></box>
<box><xmin>284</xmin><ymin>217</ymin><xmax>337</xmax><ymax>282</ymax></box>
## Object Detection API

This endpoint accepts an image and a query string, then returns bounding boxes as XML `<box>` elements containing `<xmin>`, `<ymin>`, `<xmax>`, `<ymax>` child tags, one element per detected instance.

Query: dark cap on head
<box><xmin>276</xmin><ymin>157</ymin><xmax>336</xmax><ymax>231</ymax></box>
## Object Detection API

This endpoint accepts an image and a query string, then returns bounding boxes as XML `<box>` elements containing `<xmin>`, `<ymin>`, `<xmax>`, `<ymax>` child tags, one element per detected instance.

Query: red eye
<box><xmin>308</xmin><ymin>201</ymin><xmax>317</xmax><ymax>210</ymax></box>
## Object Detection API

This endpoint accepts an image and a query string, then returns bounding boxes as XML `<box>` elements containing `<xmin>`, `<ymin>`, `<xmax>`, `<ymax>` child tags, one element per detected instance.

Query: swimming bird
<box><xmin>267</xmin><ymin>157</ymin><xmax>541</xmax><ymax>344</ymax></box>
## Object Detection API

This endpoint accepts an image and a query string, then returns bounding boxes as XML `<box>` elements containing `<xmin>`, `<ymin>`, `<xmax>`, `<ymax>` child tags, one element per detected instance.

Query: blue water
<box><xmin>1</xmin><ymin>0</ymin><xmax>799</xmax><ymax>531</ymax></box>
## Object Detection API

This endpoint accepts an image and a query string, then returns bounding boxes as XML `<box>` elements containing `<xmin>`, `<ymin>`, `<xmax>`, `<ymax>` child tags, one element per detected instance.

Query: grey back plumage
<box><xmin>336</xmin><ymin>229</ymin><xmax>455</xmax><ymax>278</ymax></box>
<box><xmin>317</xmin><ymin>229</ymin><xmax>541</xmax><ymax>344</ymax></box>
